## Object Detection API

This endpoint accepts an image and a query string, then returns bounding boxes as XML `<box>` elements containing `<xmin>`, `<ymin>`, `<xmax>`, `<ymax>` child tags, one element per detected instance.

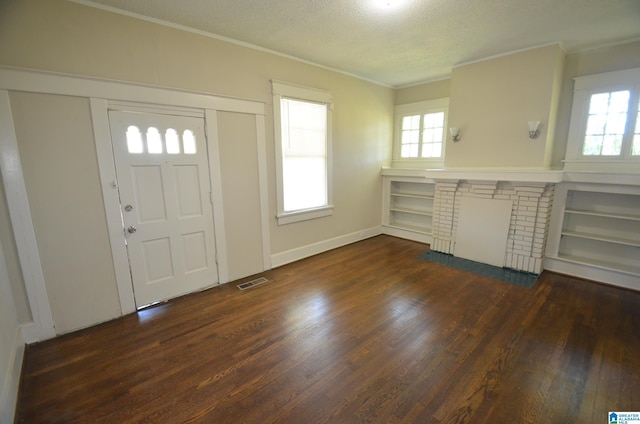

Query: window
<box><xmin>125</xmin><ymin>126</ymin><xmax>197</xmax><ymax>155</ymax></box>
<box><xmin>392</xmin><ymin>98</ymin><xmax>449</xmax><ymax>168</ymax></box>
<box><xmin>272</xmin><ymin>81</ymin><xmax>333</xmax><ymax>225</ymax></box>
<box><xmin>565</xmin><ymin>67</ymin><xmax>640</xmax><ymax>171</ymax></box>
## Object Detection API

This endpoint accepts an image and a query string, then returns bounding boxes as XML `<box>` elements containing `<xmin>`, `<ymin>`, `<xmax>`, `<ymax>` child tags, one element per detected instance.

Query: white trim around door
<box><xmin>0</xmin><ymin>67</ymin><xmax>269</xmax><ymax>340</ymax></box>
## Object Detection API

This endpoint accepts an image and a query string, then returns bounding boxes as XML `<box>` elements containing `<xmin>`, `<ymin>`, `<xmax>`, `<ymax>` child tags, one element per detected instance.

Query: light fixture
<box><xmin>528</xmin><ymin>121</ymin><xmax>541</xmax><ymax>139</ymax></box>
<box><xmin>449</xmin><ymin>127</ymin><xmax>460</xmax><ymax>142</ymax></box>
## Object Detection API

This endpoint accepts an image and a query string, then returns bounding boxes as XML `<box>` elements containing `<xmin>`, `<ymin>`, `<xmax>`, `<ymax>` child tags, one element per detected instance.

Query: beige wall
<box><xmin>9</xmin><ymin>92</ymin><xmax>122</xmax><ymax>333</ymax></box>
<box><xmin>216</xmin><ymin>111</ymin><xmax>264</xmax><ymax>281</ymax></box>
<box><xmin>446</xmin><ymin>44</ymin><xmax>564</xmax><ymax>169</ymax></box>
<box><xmin>395</xmin><ymin>79</ymin><xmax>451</xmax><ymax>105</ymax></box>
<box><xmin>0</xmin><ymin>0</ymin><xmax>392</xmax><ymax>332</ymax></box>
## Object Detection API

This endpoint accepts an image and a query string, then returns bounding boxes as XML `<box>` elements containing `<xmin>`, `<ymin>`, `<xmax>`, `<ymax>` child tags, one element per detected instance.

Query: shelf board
<box><xmin>561</xmin><ymin>230</ymin><xmax>640</xmax><ymax>247</ymax></box>
<box><xmin>390</xmin><ymin>193</ymin><xmax>435</xmax><ymax>200</ymax></box>
<box><xmin>565</xmin><ymin>208</ymin><xmax>640</xmax><ymax>221</ymax></box>
<box><xmin>390</xmin><ymin>207</ymin><xmax>433</xmax><ymax>217</ymax></box>
<box><xmin>387</xmin><ymin>223</ymin><xmax>432</xmax><ymax>235</ymax></box>
<box><xmin>556</xmin><ymin>253</ymin><xmax>640</xmax><ymax>276</ymax></box>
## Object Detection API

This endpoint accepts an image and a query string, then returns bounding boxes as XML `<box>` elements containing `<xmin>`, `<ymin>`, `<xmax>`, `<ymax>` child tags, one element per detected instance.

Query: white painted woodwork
<box><xmin>545</xmin><ymin>181</ymin><xmax>640</xmax><ymax>291</ymax></box>
<box><xmin>109</xmin><ymin>111</ymin><xmax>219</xmax><ymax>307</ymax></box>
<box><xmin>454</xmin><ymin>197</ymin><xmax>513</xmax><ymax>267</ymax></box>
<box><xmin>0</xmin><ymin>90</ymin><xmax>55</xmax><ymax>341</ymax></box>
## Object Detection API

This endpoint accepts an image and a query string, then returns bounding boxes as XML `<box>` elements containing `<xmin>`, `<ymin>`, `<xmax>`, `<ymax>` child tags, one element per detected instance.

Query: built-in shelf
<box><xmin>389</xmin><ymin>206</ymin><xmax>433</xmax><ymax>216</ymax></box>
<box><xmin>383</xmin><ymin>177</ymin><xmax>434</xmax><ymax>243</ymax></box>
<box><xmin>391</xmin><ymin>193</ymin><xmax>435</xmax><ymax>200</ymax></box>
<box><xmin>564</xmin><ymin>208</ymin><xmax>640</xmax><ymax>221</ymax></box>
<box><xmin>561</xmin><ymin>230</ymin><xmax>640</xmax><ymax>248</ymax></box>
<box><xmin>546</xmin><ymin>183</ymin><xmax>640</xmax><ymax>290</ymax></box>
<box><xmin>556</xmin><ymin>253</ymin><xmax>640</xmax><ymax>276</ymax></box>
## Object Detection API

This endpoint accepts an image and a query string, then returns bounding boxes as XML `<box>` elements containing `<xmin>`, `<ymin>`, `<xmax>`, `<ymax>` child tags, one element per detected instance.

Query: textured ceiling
<box><xmin>77</xmin><ymin>0</ymin><xmax>640</xmax><ymax>87</ymax></box>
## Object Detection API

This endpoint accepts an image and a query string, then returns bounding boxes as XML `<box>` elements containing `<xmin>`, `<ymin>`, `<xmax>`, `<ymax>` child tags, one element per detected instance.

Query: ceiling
<box><xmin>77</xmin><ymin>0</ymin><xmax>640</xmax><ymax>87</ymax></box>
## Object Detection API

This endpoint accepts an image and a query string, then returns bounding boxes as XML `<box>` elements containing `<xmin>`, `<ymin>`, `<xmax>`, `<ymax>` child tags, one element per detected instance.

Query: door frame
<box><xmin>0</xmin><ymin>67</ymin><xmax>270</xmax><ymax>338</ymax></box>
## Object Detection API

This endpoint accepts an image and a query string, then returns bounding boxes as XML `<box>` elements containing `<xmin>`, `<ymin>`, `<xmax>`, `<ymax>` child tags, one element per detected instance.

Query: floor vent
<box><xmin>237</xmin><ymin>277</ymin><xmax>269</xmax><ymax>291</ymax></box>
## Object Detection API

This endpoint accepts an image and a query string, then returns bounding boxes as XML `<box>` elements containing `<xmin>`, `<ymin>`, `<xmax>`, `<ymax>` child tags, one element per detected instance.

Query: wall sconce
<box><xmin>449</xmin><ymin>127</ymin><xmax>461</xmax><ymax>142</ymax></box>
<box><xmin>528</xmin><ymin>121</ymin><xmax>541</xmax><ymax>139</ymax></box>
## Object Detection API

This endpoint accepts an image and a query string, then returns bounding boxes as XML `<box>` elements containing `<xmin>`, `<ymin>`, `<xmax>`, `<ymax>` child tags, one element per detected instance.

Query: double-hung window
<box><xmin>564</xmin><ymin>67</ymin><xmax>640</xmax><ymax>171</ymax></box>
<box><xmin>272</xmin><ymin>81</ymin><xmax>333</xmax><ymax>225</ymax></box>
<box><xmin>392</xmin><ymin>98</ymin><xmax>449</xmax><ymax>168</ymax></box>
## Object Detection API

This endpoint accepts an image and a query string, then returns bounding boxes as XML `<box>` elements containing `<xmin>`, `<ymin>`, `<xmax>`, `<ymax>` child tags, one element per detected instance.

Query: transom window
<box><xmin>393</xmin><ymin>98</ymin><xmax>449</xmax><ymax>168</ymax></box>
<box><xmin>125</xmin><ymin>125</ymin><xmax>196</xmax><ymax>155</ymax></box>
<box><xmin>565</xmin><ymin>67</ymin><xmax>640</xmax><ymax>171</ymax></box>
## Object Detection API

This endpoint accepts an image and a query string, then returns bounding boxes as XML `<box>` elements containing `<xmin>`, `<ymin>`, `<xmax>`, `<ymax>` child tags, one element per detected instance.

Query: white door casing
<box><xmin>1</xmin><ymin>67</ymin><xmax>269</xmax><ymax>339</ymax></box>
<box><xmin>109</xmin><ymin>111</ymin><xmax>219</xmax><ymax>307</ymax></box>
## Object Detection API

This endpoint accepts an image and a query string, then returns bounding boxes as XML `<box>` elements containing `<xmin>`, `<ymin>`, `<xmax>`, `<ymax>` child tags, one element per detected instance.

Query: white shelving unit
<box><xmin>382</xmin><ymin>176</ymin><xmax>434</xmax><ymax>244</ymax></box>
<box><xmin>545</xmin><ymin>182</ymin><xmax>640</xmax><ymax>290</ymax></box>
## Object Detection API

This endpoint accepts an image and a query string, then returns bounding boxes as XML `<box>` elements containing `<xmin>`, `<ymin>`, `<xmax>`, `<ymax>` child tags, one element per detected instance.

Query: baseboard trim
<box><xmin>544</xmin><ymin>257</ymin><xmax>640</xmax><ymax>292</ymax></box>
<box><xmin>271</xmin><ymin>226</ymin><xmax>382</xmax><ymax>268</ymax></box>
<box><xmin>1</xmin><ymin>325</ymin><xmax>25</xmax><ymax>424</ymax></box>
<box><xmin>20</xmin><ymin>322</ymin><xmax>55</xmax><ymax>344</ymax></box>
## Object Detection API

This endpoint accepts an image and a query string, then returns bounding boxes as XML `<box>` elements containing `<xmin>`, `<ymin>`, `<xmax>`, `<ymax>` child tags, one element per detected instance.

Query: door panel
<box><xmin>109</xmin><ymin>111</ymin><xmax>218</xmax><ymax>307</ymax></box>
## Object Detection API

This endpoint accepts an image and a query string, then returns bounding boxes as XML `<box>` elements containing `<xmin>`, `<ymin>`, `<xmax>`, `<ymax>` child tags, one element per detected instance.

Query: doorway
<box><xmin>108</xmin><ymin>110</ymin><xmax>219</xmax><ymax>308</ymax></box>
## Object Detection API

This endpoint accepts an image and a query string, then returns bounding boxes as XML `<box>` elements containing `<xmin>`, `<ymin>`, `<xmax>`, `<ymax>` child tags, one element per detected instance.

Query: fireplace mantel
<box><xmin>381</xmin><ymin>167</ymin><xmax>639</xmax><ymax>186</ymax></box>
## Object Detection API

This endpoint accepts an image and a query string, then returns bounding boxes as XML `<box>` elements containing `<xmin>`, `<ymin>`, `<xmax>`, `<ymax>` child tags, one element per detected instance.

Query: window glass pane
<box><xmin>582</xmin><ymin>91</ymin><xmax>629</xmax><ymax>156</ymax></box>
<box><xmin>588</xmin><ymin>93</ymin><xmax>610</xmax><ymax>115</ymax></box>
<box><xmin>281</xmin><ymin>98</ymin><xmax>328</xmax><ymax>212</ymax></box>
<box><xmin>126</xmin><ymin>125</ymin><xmax>143</xmax><ymax>154</ymax></box>
<box><xmin>283</xmin><ymin>157</ymin><xmax>326</xmax><ymax>211</ymax></box>
<box><xmin>402</xmin><ymin>129</ymin><xmax>419</xmax><ymax>145</ymax></box>
<box><xmin>146</xmin><ymin>127</ymin><xmax>163</xmax><ymax>154</ymax></box>
<box><xmin>165</xmin><ymin>129</ymin><xmax>180</xmax><ymax>154</ymax></box>
<box><xmin>585</xmin><ymin>115</ymin><xmax>605</xmax><ymax>135</ymax></box>
<box><xmin>402</xmin><ymin>115</ymin><xmax>420</xmax><ymax>130</ymax></box>
<box><xmin>602</xmin><ymin>135</ymin><xmax>622</xmax><ymax>156</ymax></box>
<box><xmin>421</xmin><ymin>112</ymin><xmax>444</xmax><ymax>158</ymax></box>
<box><xmin>583</xmin><ymin>135</ymin><xmax>603</xmax><ymax>156</ymax></box>
<box><xmin>183</xmin><ymin>130</ymin><xmax>196</xmax><ymax>154</ymax></box>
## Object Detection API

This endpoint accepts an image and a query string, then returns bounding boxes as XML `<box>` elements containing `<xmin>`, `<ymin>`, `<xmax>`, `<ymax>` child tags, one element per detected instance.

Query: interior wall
<box><xmin>0</xmin><ymin>171</ymin><xmax>31</xmax><ymax>323</ymax></box>
<box><xmin>9</xmin><ymin>92</ymin><xmax>122</xmax><ymax>334</ymax></box>
<box><xmin>446</xmin><ymin>44</ymin><xmax>564</xmax><ymax>169</ymax></box>
<box><xmin>216</xmin><ymin>111</ymin><xmax>264</xmax><ymax>281</ymax></box>
<box><xmin>0</xmin><ymin>0</ymin><xmax>392</xmax><ymax>332</ymax></box>
<box><xmin>0</xmin><ymin>232</ymin><xmax>22</xmax><ymax>424</ymax></box>
<box><xmin>394</xmin><ymin>79</ymin><xmax>451</xmax><ymax>105</ymax></box>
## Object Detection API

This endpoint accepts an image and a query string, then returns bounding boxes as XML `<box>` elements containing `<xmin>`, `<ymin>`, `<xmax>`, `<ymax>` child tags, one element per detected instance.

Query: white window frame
<box><xmin>272</xmin><ymin>80</ymin><xmax>333</xmax><ymax>225</ymax></box>
<box><xmin>392</xmin><ymin>98</ymin><xmax>449</xmax><ymax>168</ymax></box>
<box><xmin>564</xmin><ymin>67</ymin><xmax>640</xmax><ymax>171</ymax></box>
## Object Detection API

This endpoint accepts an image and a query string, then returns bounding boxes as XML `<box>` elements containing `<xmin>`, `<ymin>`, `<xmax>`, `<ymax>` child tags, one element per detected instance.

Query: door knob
<box><xmin>127</xmin><ymin>225</ymin><xmax>137</xmax><ymax>234</ymax></box>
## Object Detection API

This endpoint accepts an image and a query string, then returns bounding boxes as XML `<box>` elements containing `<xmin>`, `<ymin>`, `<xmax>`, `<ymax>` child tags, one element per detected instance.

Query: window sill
<box><xmin>277</xmin><ymin>205</ymin><xmax>334</xmax><ymax>225</ymax></box>
<box><xmin>562</xmin><ymin>159</ymin><xmax>640</xmax><ymax>173</ymax></box>
<box><xmin>390</xmin><ymin>159</ymin><xmax>445</xmax><ymax>169</ymax></box>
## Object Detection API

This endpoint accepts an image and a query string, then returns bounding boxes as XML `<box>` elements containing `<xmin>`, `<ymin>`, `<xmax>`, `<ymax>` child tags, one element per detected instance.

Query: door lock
<box><xmin>124</xmin><ymin>204</ymin><xmax>134</xmax><ymax>212</ymax></box>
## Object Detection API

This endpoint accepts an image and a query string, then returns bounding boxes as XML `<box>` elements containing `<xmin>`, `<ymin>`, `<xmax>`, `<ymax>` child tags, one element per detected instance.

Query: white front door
<box><xmin>109</xmin><ymin>111</ymin><xmax>218</xmax><ymax>307</ymax></box>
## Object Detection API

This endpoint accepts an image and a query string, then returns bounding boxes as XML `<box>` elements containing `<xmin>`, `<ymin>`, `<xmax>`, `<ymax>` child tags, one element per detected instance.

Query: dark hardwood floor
<box><xmin>16</xmin><ymin>235</ymin><xmax>640</xmax><ymax>423</ymax></box>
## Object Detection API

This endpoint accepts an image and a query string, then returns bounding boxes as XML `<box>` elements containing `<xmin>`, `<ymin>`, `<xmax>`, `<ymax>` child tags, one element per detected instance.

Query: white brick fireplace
<box><xmin>382</xmin><ymin>169</ymin><xmax>563</xmax><ymax>275</ymax></box>
<box><xmin>431</xmin><ymin>180</ymin><xmax>554</xmax><ymax>274</ymax></box>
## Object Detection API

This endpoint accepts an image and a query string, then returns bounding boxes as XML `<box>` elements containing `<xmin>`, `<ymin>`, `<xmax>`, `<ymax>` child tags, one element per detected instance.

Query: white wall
<box><xmin>0</xmin><ymin>239</ymin><xmax>24</xmax><ymax>424</ymax></box>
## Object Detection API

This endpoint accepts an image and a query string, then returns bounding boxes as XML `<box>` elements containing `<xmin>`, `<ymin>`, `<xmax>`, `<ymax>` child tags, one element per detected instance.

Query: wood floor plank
<box><xmin>15</xmin><ymin>235</ymin><xmax>640</xmax><ymax>423</ymax></box>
